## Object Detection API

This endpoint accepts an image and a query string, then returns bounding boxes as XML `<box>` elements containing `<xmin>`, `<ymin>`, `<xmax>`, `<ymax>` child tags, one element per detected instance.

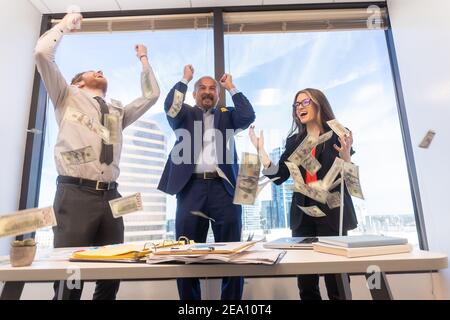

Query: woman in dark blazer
<box><xmin>249</xmin><ymin>88</ymin><xmax>358</xmax><ymax>300</ymax></box>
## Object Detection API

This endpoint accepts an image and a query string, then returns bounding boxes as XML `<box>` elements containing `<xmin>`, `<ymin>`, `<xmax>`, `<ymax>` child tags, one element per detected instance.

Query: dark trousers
<box><xmin>175</xmin><ymin>178</ymin><xmax>243</xmax><ymax>300</ymax></box>
<box><xmin>292</xmin><ymin>214</ymin><xmax>349</xmax><ymax>300</ymax></box>
<box><xmin>52</xmin><ymin>182</ymin><xmax>124</xmax><ymax>300</ymax></box>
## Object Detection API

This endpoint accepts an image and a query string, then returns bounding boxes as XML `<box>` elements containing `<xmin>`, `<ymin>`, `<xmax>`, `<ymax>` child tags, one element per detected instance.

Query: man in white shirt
<box><xmin>34</xmin><ymin>13</ymin><xmax>160</xmax><ymax>300</ymax></box>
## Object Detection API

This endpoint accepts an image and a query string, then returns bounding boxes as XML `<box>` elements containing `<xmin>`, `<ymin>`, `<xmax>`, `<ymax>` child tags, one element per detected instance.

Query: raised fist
<box><xmin>60</xmin><ymin>13</ymin><xmax>83</xmax><ymax>32</ymax></box>
<box><xmin>135</xmin><ymin>44</ymin><xmax>148</xmax><ymax>59</ymax></box>
<box><xmin>183</xmin><ymin>65</ymin><xmax>194</xmax><ymax>82</ymax></box>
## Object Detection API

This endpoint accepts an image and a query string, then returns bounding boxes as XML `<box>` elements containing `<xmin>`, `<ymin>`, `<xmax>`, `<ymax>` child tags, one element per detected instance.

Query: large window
<box><xmin>225</xmin><ymin>27</ymin><xmax>418</xmax><ymax>245</ymax></box>
<box><xmin>36</xmin><ymin>16</ymin><xmax>214</xmax><ymax>248</ymax></box>
<box><xmin>31</xmin><ymin>6</ymin><xmax>421</xmax><ymax>249</ymax></box>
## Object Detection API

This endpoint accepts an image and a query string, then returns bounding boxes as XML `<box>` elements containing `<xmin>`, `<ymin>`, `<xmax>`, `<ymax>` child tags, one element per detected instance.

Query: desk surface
<box><xmin>0</xmin><ymin>245</ymin><xmax>447</xmax><ymax>282</ymax></box>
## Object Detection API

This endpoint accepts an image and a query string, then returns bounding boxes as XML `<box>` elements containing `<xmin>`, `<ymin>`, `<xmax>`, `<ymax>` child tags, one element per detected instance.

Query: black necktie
<box><xmin>94</xmin><ymin>96</ymin><xmax>113</xmax><ymax>165</ymax></box>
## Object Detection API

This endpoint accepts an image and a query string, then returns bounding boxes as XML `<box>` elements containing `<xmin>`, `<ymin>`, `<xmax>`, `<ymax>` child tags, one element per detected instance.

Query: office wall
<box><xmin>0</xmin><ymin>0</ymin><xmax>42</xmax><ymax>254</ymax></box>
<box><xmin>387</xmin><ymin>0</ymin><xmax>450</xmax><ymax>299</ymax></box>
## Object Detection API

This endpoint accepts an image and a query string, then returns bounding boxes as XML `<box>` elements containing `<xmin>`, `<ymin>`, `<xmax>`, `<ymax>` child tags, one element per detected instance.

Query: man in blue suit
<box><xmin>158</xmin><ymin>65</ymin><xmax>255</xmax><ymax>300</ymax></box>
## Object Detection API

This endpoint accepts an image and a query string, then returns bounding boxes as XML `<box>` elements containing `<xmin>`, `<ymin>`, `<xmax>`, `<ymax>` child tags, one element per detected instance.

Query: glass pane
<box><xmin>37</xmin><ymin>27</ymin><xmax>214</xmax><ymax>249</ymax></box>
<box><xmin>224</xmin><ymin>30</ymin><xmax>419</xmax><ymax>246</ymax></box>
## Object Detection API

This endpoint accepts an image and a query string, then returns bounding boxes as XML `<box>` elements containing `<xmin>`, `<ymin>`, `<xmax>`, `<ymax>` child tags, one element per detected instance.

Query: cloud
<box><xmin>253</xmin><ymin>88</ymin><xmax>283</xmax><ymax>107</ymax></box>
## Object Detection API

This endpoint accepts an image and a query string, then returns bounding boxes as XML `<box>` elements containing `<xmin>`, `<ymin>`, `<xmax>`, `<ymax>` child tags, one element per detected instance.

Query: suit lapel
<box><xmin>213</xmin><ymin>107</ymin><xmax>221</xmax><ymax>130</ymax></box>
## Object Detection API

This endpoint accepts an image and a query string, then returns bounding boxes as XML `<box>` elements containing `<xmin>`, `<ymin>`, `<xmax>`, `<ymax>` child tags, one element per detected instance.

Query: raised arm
<box><xmin>34</xmin><ymin>13</ymin><xmax>82</xmax><ymax>108</ymax></box>
<box><xmin>219</xmin><ymin>74</ymin><xmax>255</xmax><ymax>130</ymax></box>
<box><xmin>249</xmin><ymin>127</ymin><xmax>292</xmax><ymax>185</ymax></box>
<box><xmin>163</xmin><ymin>65</ymin><xmax>193</xmax><ymax>130</ymax></box>
<box><xmin>122</xmin><ymin>44</ymin><xmax>161</xmax><ymax>128</ymax></box>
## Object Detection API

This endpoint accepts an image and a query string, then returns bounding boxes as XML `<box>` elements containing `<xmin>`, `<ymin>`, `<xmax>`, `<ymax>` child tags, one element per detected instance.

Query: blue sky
<box><xmin>39</xmin><ymin>27</ymin><xmax>414</xmax><ymax>224</ymax></box>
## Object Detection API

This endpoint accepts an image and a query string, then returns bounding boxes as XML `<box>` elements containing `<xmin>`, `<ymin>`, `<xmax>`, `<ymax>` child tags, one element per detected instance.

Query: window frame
<box><xmin>20</xmin><ymin>1</ymin><xmax>428</xmax><ymax>249</ymax></box>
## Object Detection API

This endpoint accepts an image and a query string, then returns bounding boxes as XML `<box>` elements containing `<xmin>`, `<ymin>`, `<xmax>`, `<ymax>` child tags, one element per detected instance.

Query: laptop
<box><xmin>263</xmin><ymin>237</ymin><xmax>318</xmax><ymax>249</ymax></box>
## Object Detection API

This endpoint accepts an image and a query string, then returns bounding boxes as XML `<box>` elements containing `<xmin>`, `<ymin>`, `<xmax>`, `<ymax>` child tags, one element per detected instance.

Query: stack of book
<box><xmin>313</xmin><ymin>235</ymin><xmax>413</xmax><ymax>258</ymax></box>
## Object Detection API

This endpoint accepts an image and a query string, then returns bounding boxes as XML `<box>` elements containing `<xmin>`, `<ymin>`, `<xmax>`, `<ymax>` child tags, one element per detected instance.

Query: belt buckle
<box><xmin>203</xmin><ymin>172</ymin><xmax>212</xmax><ymax>180</ymax></box>
<box><xmin>95</xmin><ymin>181</ymin><xmax>111</xmax><ymax>191</ymax></box>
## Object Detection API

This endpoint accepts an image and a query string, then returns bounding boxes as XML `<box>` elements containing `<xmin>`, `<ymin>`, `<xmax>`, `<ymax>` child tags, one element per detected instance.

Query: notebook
<box><xmin>317</xmin><ymin>235</ymin><xmax>408</xmax><ymax>248</ymax></box>
<box><xmin>313</xmin><ymin>242</ymin><xmax>413</xmax><ymax>258</ymax></box>
<box><xmin>263</xmin><ymin>237</ymin><xmax>318</xmax><ymax>249</ymax></box>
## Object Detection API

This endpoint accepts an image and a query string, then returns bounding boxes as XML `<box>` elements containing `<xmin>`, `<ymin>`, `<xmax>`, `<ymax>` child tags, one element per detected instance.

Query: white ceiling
<box><xmin>29</xmin><ymin>0</ymin><xmax>385</xmax><ymax>14</ymax></box>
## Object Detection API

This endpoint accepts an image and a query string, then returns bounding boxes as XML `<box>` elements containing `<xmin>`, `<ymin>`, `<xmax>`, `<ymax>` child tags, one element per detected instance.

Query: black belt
<box><xmin>57</xmin><ymin>175</ymin><xmax>118</xmax><ymax>191</ymax></box>
<box><xmin>192</xmin><ymin>172</ymin><xmax>221</xmax><ymax>180</ymax></box>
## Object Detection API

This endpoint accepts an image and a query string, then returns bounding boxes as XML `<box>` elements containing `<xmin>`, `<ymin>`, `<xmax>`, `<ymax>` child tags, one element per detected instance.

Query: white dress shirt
<box><xmin>34</xmin><ymin>24</ymin><xmax>160</xmax><ymax>182</ymax></box>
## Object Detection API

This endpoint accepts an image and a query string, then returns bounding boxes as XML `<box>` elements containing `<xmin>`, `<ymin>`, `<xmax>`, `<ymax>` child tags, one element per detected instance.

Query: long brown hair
<box><xmin>287</xmin><ymin>88</ymin><xmax>336</xmax><ymax>140</ymax></box>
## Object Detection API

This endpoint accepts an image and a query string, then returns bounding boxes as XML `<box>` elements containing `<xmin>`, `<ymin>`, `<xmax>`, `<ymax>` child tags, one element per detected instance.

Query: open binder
<box><xmin>151</xmin><ymin>241</ymin><xmax>258</xmax><ymax>256</ymax></box>
<box><xmin>70</xmin><ymin>237</ymin><xmax>194</xmax><ymax>262</ymax></box>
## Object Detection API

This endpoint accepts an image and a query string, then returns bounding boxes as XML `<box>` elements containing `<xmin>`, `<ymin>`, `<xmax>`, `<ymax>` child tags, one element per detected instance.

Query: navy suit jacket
<box><xmin>157</xmin><ymin>81</ymin><xmax>256</xmax><ymax>196</ymax></box>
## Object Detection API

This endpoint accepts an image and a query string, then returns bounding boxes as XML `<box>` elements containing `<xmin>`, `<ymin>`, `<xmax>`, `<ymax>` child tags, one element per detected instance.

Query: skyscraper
<box><xmin>118</xmin><ymin>119</ymin><xmax>167</xmax><ymax>242</ymax></box>
<box><xmin>242</xmin><ymin>201</ymin><xmax>262</xmax><ymax>231</ymax></box>
<box><xmin>270</xmin><ymin>146</ymin><xmax>293</xmax><ymax>229</ymax></box>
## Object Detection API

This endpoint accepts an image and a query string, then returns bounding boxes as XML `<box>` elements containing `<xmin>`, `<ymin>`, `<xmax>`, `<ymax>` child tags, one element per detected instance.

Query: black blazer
<box><xmin>264</xmin><ymin>130</ymin><xmax>358</xmax><ymax>232</ymax></box>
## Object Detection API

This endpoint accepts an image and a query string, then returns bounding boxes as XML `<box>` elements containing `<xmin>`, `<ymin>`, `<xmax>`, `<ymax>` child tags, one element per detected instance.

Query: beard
<box><xmin>87</xmin><ymin>78</ymin><xmax>108</xmax><ymax>93</ymax></box>
<box><xmin>198</xmin><ymin>93</ymin><xmax>217</xmax><ymax>109</ymax></box>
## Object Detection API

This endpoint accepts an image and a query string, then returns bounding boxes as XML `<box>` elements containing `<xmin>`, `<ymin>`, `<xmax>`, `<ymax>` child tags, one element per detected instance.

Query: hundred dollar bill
<box><xmin>216</xmin><ymin>166</ymin><xmax>234</xmax><ymax>188</ymax></box>
<box><xmin>317</xmin><ymin>130</ymin><xmax>333</xmax><ymax>145</ymax></box>
<box><xmin>329</xmin><ymin>177</ymin><xmax>343</xmax><ymax>191</ymax></box>
<box><xmin>343</xmin><ymin>162</ymin><xmax>364</xmax><ymax>199</ymax></box>
<box><xmin>297</xmin><ymin>205</ymin><xmax>327</xmax><ymax>218</ymax></box>
<box><xmin>285</xmin><ymin>161</ymin><xmax>328</xmax><ymax>204</ymax></box>
<box><xmin>327</xmin><ymin>192</ymin><xmax>341</xmax><ymax>209</ymax></box>
<box><xmin>167</xmin><ymin>89</ymin><xmax>184</xmax><ymax>118</ymax></box>
<box><xmin>191</xmin><ymin>211</ymin><xmax>216</xmax><ymax>223</ymax></box>
<box><xmin>308</xmin><ymin>180</ymin><xmax>324</xmax><ymax>190</ymax></box>
<box><xmin>141</xmin><ymin>70</ymin><xmax>154</xmax><ymax>99</ymax></box>
<box><xmin>295</xmin><ymin>183</ymin><xmax>329</xmax><ymax>204</ymax></box>
<box><xmin>322</xmin><ymin>157</ymin><xmax>345</xmax><ymax>190</ymax></box>
<box><xmin>256</xmin><ymin>177</ymin><xmax>280</xmax><ymax>198</ymax></box>
<box><xmin>0</xmin><ymin>207</ymin><xmax>57</xmax><ymax>238</ymax></box>
<box><xmin>109</xmin><ymin>193</ymin><xmax>143</xmax><ymax>218</ymax></box>
<box><xmin>233</xmin><ymin>153</ymin><xmax>261</xmax><ymax>205</ymax></box>
<box><xmin>302</xmin><ymin>153</ymin><xmax>322</xmax><ymax>175</ymax></box>
<box><xmin>284</xmin><ymin>161</ymin><xmax>305</xmax><ymax>186</ymax></box>
<box><xmin>327</xmin><ymin>119</ymin><xmax>350</xmax><ymax>137</ymax></box>
<box><xmin>104</xmin><ymin>114</ymin><xmax>120</xmax><ymax>145</ymax></box>
<box><xmin>287</xmin><ymin>134</ymin><xmax>318</xmax><ymax>166</ymax></box>
<box><xmin>64</xmin><ymin>107</ymin><xmax>110</xmax><ymax>143</ymax></box>
<box><xmin>61</xmin><ymin>146</ymin><xmax>97</xmax><ymax>166</ymax></box>
<box><xmin>418</xmin><ymin>130</ymin><xmax>436</xmax><ymax>149</ymax></box>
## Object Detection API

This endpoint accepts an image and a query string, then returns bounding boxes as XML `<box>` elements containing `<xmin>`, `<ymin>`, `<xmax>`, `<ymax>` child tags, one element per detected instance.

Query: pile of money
<box><xmin>109</xmin><ymin>193</ymin><xmax>143</xmax><ymax>218</ymax></box>
<box><xmin>167</xmin><ymin>89</ymin><xmax>184</xmax><ymax>118</ymax></box>
<box><xmin>287</xmin><ymin>131</ymin><xmax>333</xmax><ymax>175</ymax></box>
<box><xmin>0</xmin><ymin>207</ymin><xmax>57</xmax><ymax>238</ymax></box>
<box><xmin>61</xmin><ymin>146</ymin><xmax>97</xmax><ymax>166</ymax></box>
<box><xmin>233</xmin><ymin>153</ymin><xmax>261</xmax><ymax>205</ymax></box>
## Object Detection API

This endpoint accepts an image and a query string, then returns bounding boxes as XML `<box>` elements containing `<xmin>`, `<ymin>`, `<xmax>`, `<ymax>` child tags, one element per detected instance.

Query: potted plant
<box><xmin>10</xmin><ymin>239</ymin><xmax>37</xmax><ymax>267</ymax></box>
